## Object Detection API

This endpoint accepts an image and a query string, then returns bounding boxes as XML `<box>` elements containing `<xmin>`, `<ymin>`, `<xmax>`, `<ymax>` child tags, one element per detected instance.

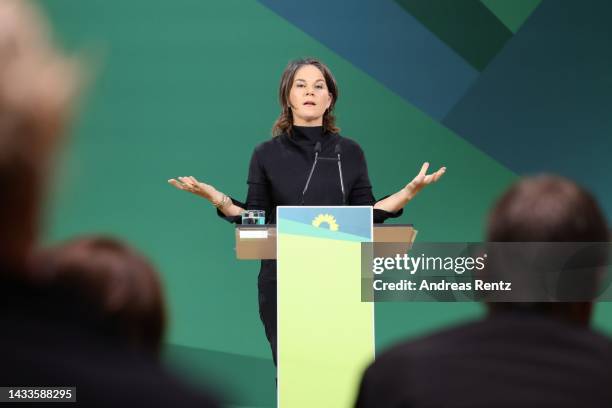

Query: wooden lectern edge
<box><xmin>235</xmin><ymin>224</ymin><xmax>417</xmax><ymax>260</ymax></box>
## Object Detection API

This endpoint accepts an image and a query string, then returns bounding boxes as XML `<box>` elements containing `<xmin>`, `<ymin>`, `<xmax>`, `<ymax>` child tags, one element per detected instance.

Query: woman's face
<box><xmin>288</xmin><ymin>64</ymin><xmax>332</xmax><ymax>126</ymax></box>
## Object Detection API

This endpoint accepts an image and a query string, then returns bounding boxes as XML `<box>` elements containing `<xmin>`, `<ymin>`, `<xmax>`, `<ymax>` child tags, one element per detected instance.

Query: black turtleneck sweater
<box><xmin>219</xmin><ymin>125</ymin><xmax>402</xmax><ymax>225</ymax></box>
<box><xmin>218</xmin><ymin>126</ymin><xmax>402</xmax><ymax>279</ymax></box>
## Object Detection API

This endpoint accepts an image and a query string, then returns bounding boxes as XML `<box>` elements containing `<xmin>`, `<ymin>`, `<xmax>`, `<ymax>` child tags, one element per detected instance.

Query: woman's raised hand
<box><xmin>168</xmin><ymin>176</ymin><xmax>222</xmax><ymax>203</ymax></box>
<box><xmin>404</xmin><ymin>162</ymin><xmax>446</xmax><ymax>199</ymax></box>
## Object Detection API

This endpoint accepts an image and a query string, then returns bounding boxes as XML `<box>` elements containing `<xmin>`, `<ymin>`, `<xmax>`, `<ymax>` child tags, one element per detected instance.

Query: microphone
<box><xmin>301</xmin><ymin>141</ymin><xmax>321</xmax><ymax>205</ymax></box>
<box><xmin>335</xmin><ymin>143</ymin><xmax>346</xmax><ymax>205</ymax></box>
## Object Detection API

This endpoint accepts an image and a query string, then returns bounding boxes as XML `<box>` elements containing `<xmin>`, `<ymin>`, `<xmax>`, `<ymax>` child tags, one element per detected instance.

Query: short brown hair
<box><xmin>34</xmin><ymin>236</ymin><xmax>166</xmax><ymax>355</ymax></box>
<box><xmin>486</xmin><ymin>175</ymin><xmax>609</xmax><ymax>319</ymax></box>
<box><xmin>488</xmin><ymin>175</ymin><xmax>609</xmax><ymax>243</ymax></box>
<box><xmin>272</xmin><ymin>57</ymin><xmax>339</xmax><ymax>137</ymax></box>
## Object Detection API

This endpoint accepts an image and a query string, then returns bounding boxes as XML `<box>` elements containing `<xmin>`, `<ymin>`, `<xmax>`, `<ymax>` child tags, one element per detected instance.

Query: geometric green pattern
<box><xmin>480</xmin><ymin>0</ymin><xmax>542</xmax><ymax>32</ymax></box>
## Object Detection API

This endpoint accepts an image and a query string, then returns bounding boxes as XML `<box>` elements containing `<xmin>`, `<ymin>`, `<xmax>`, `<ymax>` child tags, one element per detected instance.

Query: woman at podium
<box><xmin>169</xmin><ymin>58</ymin><xmax>445</xmax><ymax>365</ymax></box>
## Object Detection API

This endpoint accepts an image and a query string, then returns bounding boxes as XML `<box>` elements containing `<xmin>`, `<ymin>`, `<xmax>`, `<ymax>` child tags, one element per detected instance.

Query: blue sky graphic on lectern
<box><xmin>277</xmin><ymin>206</ymin><xmax>372</xmax><ymax>242</ymax></box>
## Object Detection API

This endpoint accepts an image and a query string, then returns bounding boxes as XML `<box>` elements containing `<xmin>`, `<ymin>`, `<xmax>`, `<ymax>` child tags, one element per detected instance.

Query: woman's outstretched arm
<box><xmin>374</xmin><ymin>162</ymin><xmax>446</xmax><ymax>213</ymax></box>
<box><xmin>168</xmin><ymin>176</ymin><xmax>244</xmax><ymax>216</ymax></box>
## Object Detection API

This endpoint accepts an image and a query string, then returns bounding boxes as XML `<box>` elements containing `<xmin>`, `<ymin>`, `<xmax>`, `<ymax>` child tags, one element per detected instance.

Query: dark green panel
<box><xmin>480</xmin><ymin>0</ymin><xmax>542</xmax><ymax>32</ymax></box>
<box><xmin>395</xmin><ymin>0</ymin><xmax>513</xmax><ymax>70</ymax></box>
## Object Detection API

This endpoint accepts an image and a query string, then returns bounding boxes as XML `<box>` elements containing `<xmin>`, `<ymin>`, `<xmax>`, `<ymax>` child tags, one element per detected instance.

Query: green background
<box><xmin>37</xmin><ymin>1</ymin><xmax>611</xmax><ymax>406</ymax></box>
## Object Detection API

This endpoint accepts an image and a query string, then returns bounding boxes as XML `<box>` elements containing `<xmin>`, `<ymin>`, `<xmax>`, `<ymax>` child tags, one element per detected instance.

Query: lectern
<box><xmin>235</xmin><ymin>224</ymin><xmax>416</xmax><ymax>259</ymax></box>
<box><xmin>235</xmin><ymin>206</ymin><xmax>416</xmax><ymax>407</ymax></box>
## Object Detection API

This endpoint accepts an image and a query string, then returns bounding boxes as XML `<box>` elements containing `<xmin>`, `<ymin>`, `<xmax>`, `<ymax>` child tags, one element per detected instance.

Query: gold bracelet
<box><xmin>213</xmin><ymin>194</ymin><xmax>229</xmax><ymax>209</ymax></box>
<box><xmin>221</xmin><ymin>194</ymin><xmax>230</xmax><ymax>208</ymax></box>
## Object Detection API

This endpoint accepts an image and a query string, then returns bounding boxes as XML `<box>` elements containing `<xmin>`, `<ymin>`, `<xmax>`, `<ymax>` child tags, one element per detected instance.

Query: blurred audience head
<box><xmin>486</xmin><ymin>175</ymin><xmax>609</xmax><ymax>323</ymax></box>
<box><xmin>34</xmin><ymin>236</ymin><xmax>167</xmax><ymax>355</ymax></box>
<box><xmin>0</xmin><ymin>0</ymin><xmax>79</xmax><ymax>269</ymax></box>
<box><xmin>488</xmin><ymin>175</ymin><xmax>609</xmax><ymax>243</ymax></box>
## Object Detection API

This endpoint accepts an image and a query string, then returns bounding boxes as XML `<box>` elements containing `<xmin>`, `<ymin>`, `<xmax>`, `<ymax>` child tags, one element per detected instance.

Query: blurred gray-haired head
<box><xmin>0</xmin><ymin>0</ymin><xmax>80</xmax><ymax>268</ymax></box>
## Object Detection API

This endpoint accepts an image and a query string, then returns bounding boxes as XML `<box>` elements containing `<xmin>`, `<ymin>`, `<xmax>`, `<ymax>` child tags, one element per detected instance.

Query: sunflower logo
<box><xmin>312</xmin><ymin>214</ymin><xmax>339</xmax><ymax>232</ymax></box>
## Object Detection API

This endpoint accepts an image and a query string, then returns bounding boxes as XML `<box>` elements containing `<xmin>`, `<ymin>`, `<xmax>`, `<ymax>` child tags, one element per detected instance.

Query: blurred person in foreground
<box><xmin>0</xmin><ymin>1</ymin><xmax>219</xmax><ymax>406</ymax></box>
<box><xmin>33</xmin><ymin>236</ymin><xmax>167</xmax><ymax>356</ymax></box>
<box><xmin>355</xmin><ymin>175</ymin><xmax>612</xmax><ymax>408</ymax></box>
